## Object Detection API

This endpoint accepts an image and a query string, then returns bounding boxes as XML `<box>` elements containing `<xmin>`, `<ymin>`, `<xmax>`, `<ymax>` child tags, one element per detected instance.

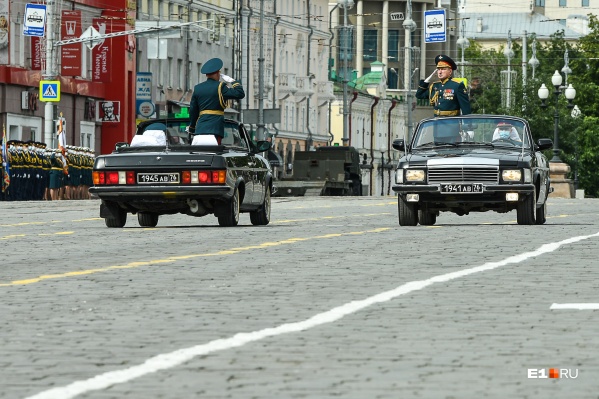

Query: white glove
<box><xmin>221</xmin><ymin>74</ymin><xmax>235</xmax><ymax>83</ymax></box>
<box><xmin>424</xmin><ymin>70</ymin><xmax>437</xmax><ymax>83</ymax></box>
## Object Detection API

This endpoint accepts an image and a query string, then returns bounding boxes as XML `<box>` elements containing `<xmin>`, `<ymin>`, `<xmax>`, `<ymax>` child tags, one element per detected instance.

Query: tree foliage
<box><xmin>463</xmin><ymin>25</ymin><xmax>599</xmax><ymax>197</ymax></box>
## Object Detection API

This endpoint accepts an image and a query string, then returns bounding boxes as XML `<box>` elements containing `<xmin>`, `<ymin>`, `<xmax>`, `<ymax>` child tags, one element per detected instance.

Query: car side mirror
<box><xmin>537</xmin><ymin>138</ymin><xmax>553</xmax><ymax>151</ymax></box>
<box><xmin>392</xmin><ymin>138</ymin><xmax>405</xmax><ymax>152</ymax></box>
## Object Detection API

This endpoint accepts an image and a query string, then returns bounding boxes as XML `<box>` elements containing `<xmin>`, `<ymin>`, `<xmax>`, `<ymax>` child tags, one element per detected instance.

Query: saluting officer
<box><xmin>188</xmin><ymin>57</ymin><xmax>245</xmax><ymax>145</ymax></box>
<box><xmin>416</xmin><ymin>54</ymin><xmax>471</xmax><ymax>117</ymax></box>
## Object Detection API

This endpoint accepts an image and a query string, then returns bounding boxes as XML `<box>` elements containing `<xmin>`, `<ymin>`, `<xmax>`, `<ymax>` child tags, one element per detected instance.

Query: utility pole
<box><xmin>403</xmin><ymin>0</ymin><xmax>417</xmax><ymax>140</ymax></box>
<box><xmin>338</xmin><ymin>0</ymin><xmax>354</xmax><ymax>146</ymax></box>
<box><xmin>256</xmin><ymin>0</ymin><xmax>265</xmax><ymax>141</ymax></box>
<box><xmin>43</xmin><ymin>0</ymin><xmax>55</xmax><ymax>146</ymax></box>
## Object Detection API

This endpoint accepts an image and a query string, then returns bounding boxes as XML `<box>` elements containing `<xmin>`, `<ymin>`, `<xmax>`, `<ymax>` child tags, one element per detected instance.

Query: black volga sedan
<box><xmin>89</xmin><ymin>118</ymin><xmax>273</xmax><ymax>228</ymax></box>
<box><xmin>392</xmin><ymin>115</ymin><xmax>553</xmax><ymax>226</ymax></box>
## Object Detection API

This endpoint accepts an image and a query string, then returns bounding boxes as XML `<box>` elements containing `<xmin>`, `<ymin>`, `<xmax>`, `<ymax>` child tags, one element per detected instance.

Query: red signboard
<box><xmin>61</xmin><ymin>10</ymin><xmax>82</xmax><ymax>76</ymax></box>
<box><xmin>92</xmin><ymin>18</ymin><xmax>112</xmax><ymax>82</ymax></box>
<box><xmin>31</xmin><ymin>36</ymin><xmax>43</xmax><ymax>70</ymax></box>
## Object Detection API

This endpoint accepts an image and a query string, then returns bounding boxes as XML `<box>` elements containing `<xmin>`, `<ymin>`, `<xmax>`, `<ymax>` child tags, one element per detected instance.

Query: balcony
<box><xmin>317</xmin><ymin>81</ymin><xmax>336</xmax><ymax>102</ymax></box>
<box><xmin>295</xmin><ymin>76</ymin><xmax>314</xmax><ymax>97</ymax></box>
<box><xmin>278</xmin><ymin>73</ymin><xmax>297</xmax><ymax>96</ymax></box>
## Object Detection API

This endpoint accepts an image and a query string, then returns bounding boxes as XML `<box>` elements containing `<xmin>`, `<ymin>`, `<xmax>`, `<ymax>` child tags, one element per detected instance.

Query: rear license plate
<box><xmin>137</xmin><ymin>173</ymin><xmax>180</xmax><ymax>184</ymax></box>
<box><xmin>440</xmin><ymin>183</ymin><xmax>483</xmax><ymax>193</ymax></box>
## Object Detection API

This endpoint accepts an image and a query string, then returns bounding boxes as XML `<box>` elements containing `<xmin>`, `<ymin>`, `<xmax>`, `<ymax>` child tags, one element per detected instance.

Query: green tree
<box><xmin>464</xmin><ymin>29</ymin><xmax>599</xmax><ymax>196</ymax></box>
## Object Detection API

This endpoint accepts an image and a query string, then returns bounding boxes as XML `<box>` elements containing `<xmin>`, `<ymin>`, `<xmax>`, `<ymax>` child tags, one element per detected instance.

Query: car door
<box><xmin>225</xmin><ymin>122</ymin><xmax>254</xmax><ymax>204</ymax></box>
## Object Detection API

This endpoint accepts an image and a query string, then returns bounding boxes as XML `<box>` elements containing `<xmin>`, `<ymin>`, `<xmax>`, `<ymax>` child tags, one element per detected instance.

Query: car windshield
<box><xmin>412</xmin><ymin>117</ymin><xmax>530</xmax><ymax>150</ymax></box>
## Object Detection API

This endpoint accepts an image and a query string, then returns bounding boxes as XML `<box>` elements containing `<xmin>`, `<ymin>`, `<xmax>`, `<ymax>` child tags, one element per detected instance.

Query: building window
<box><xmin>559</xmin><ymin>0</ymin><xmax>566</xmax><ymax>6</ymax></box>
<box><xmin>388</xmin><ymin>30</ymin><xmax>399</xmax><ymax>63</ymax></box>
<box><xmin>363</xmin><ymin>29</ymin><xmax>377</xmax><ymax>61</ymax></box>
<box><xmin>582</xmin><ymin>0</ymin><xmax>589</xmax><ymax>6</ymax></box>
<box><xmin>535</xmin><ymin>0</ymin><xmax>545</xmax><ymax>5</ymax></box>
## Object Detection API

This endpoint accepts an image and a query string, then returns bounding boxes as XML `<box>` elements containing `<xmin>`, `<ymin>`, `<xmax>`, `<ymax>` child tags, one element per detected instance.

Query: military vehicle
<box><xmin>273</xmin><ymin>146</ymin><xmax>363</xmax><ymax>197</ymax></box>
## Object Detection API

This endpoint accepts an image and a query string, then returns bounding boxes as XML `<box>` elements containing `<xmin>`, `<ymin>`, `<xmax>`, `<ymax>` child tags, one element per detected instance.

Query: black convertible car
<box><xmin>392</xmin><ymin>115</ymin><xmax>553</xmax><ymax>226</ymax></box>
<box><xmin>89</xmin><ymin>118</ymin><xmax>273</xmax><ymax>228</ymax></box>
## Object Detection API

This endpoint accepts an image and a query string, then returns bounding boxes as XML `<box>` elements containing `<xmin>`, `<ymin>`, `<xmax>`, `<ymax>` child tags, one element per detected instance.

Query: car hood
<box><xmin>406</xmin><ymin>147</ymin><xmax>527</xmax><ymax>165</ymax></box>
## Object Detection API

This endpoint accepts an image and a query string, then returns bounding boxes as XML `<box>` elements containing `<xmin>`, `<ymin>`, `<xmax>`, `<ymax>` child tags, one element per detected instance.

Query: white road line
<box><xmin>26</xmin><ymin>231</ymin><xmax>599</xmax><ymax>399</ymax></box>
<box><xmin>551</xmin><ymin>303</ymin><xmax>599</xmax><ymax>310</ymax></box>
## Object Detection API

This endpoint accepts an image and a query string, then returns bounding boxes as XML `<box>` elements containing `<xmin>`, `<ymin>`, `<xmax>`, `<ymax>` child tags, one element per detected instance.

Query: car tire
<box><xmin>535</xmin><ymin>198</ymin><xmax>547</xmax><ymax>225</ymax></box>
<box><xmin>398</xmin><ymin>195</ymin><xmax>418</xmax><ymax>226</ymax></box>
<box><xmin>250</xmin><ymin>186</ymin><xmax>271</xmax><ymax>226</ymax></box>
<box><xmin>105</xmin><ymin>208</ymin><xmax>127</xmax><ymax>228</ymax></box>
<box><xmin>138</xmin><ymin>212</ymin><xmax>159</xmax><ymax>227</ymax></box>
<box><xmin>218</xmin><ymin>189</ymin><xmax>240</xmax><ymax>227</ymax></box>
<box><xmin>418</xmin><ymin>210</ymin><xmax>437</xmax><ymax>226</ymax></box>
<box><xmin>517</xmin><ymin>190</ymin><xmax>536</xmax><ymax>225</ymax></box>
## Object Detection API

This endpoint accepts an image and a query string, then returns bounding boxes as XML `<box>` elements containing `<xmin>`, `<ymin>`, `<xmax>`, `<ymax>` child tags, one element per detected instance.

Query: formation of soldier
<box><xmin>0</xmin><ymin>141</ymin><xmax>95</xmax><ymax>201</ymax></box>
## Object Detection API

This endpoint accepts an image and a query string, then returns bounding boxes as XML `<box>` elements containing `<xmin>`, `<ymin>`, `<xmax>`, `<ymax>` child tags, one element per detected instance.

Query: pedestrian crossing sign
<box><xmin>39</xmin><ymin>80</ymin><xmax>61</xmax><ymax>102</ymax></box>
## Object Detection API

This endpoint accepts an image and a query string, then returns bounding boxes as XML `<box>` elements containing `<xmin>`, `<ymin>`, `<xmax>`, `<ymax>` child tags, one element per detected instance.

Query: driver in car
<box><xmin>492</xmin><ymin>122</ymin><xmax>521</xmax><ymax>142</ymax></box>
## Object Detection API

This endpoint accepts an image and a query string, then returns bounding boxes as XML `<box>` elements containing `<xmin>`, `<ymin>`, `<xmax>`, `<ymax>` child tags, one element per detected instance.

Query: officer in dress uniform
<box><xmin>188</xmin><ymin>58</ymin><xmax>245</xmax><ymax>145</ymax></box>
<box><xmin>416</xmin><ymin>54</ymin><xmax>471</xmax><ymax>117</ymax></box>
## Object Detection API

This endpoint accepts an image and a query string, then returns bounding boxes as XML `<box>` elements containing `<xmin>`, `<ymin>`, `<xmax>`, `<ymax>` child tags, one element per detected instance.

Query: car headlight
<box><xmin>502</xmin><ymin>169</ymin><xmax>522</xmax><ymax>182</ymax></box>
<box><xmin>406</xmin><ymin>169</ymin><xmax>426</xmax><ymax>182</ymax></box>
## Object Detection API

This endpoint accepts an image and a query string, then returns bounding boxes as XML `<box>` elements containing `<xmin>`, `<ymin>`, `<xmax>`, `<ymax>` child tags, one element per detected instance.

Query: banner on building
<box><xmin>0</xmin><ymin>0</ymin><xmax>9</xmax><ymax>65</ymax></box>
<box><xmin>31</xmin><ymin>36</ymin><xmax>43</xmax><ymax>70</ymax></box>
<box><xmin>92</xmin><ymin>18</ymin><xmax>111</xmax><ymax>82</ymax></box>
<box><xmin>61</xmin><ymin>10</ymin><xmax>82</xmax><ymax>76</ymax></box>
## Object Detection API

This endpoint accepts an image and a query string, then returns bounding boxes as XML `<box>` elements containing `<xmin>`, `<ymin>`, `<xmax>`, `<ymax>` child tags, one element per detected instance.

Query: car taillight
<box><xmin>181</xmin><ymin>170</ymin><xmax>226</xmax><ymax>184</ymax></box>
<box><xmin>106</xmin><ymin>171</ymin><xmax>119</xmax><ymax>184</ymax></box>
<box><xmin>182</xmin><ymin>171</ymin><xmax>191</xmax><ymax>184</ymax></box>
<box><xmin>126</xmin><ymin>171</ymin><xmax>135</xmax><ymax>184</ymax></box>
<box><xmin>213</xmin><ymin>170</ymin><xmax>226</xmax><ymax>183</ymax></box>
<box><xmin>93</xmin><ymin>171</ymin><xmax>105</xmax><ymax>185</ymax></box>
<box><xmin>93</xmin><ymin>171</ymin><xmax>134</xmax><ymax>185</ymax></box>
<box><xmin>198</xmin><ymin>171</ymin><xmax>209</xmax><ymax>183</ymax></box>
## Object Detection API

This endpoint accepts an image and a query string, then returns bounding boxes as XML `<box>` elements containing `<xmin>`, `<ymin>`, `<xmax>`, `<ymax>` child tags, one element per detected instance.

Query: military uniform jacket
<box><xmin>416</xmin><ymin>78</ymin><xmax>471</xmax><ymax>117</ymax></box>
<box><xmin>189</xmin><ymin>78</ymin><xmax>245</xmax><ymax>137</ymax></box>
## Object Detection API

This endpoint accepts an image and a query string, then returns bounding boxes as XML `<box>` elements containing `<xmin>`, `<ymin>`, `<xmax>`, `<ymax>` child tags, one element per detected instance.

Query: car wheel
<box><xmin>535</xmin><ymin>198</ymin><xmax>547</xmax><ymax>225</ymax></box>
<box><xmin>105</xmin><ymin>208</ymin><xmax>127</xmax><ymax>228</ymax></box>
<box><xmin>517</xmin><ymin>190</ymin><xmax>536</xmax><ymax>225</ymax></box>
<box><xmin>250</xmin><ymin>186</ymin><xmax>271</xmax><ymax>226</ymax></box>
<box><xmin>218</xmin><ymin>189</ymin><xmax>240</xmax><ymax>227</ymax></box>
<box><xmin>398</xmin><ymin>195</ymin><xmax>418</xmax><ymax>226</ymax></box>
<box><xmin>138</xmin><ymin>212</ymin><xmax>159</xmax><ymax>227</ymax></box>
<box><xmin>418</xmin><ymin>210</ymin><xmax>437</xmax><ymax>226</ymax></box>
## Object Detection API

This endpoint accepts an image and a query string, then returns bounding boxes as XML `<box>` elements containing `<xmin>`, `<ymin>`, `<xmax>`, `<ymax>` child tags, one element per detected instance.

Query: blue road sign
<box><xmin>424</xmin><ymin>9</ymin><xmax>446</xmax><ymax>43</ymax></box>
<box><xmin>40</xmin><ymin>80</ymin><xmax>61</xmax><ymax>102</ymax></box>
<box><xmin>23</xmin><ymin>3</ymin><xmax>47</xmax><ymax>37</ymax></box>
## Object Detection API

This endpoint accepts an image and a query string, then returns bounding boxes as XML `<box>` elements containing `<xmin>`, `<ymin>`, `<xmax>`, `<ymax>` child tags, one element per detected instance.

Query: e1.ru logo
<box><xmin>528</xmin><ymin>368</ymin><xmax>579</xmax><ymax>379</ymax></box>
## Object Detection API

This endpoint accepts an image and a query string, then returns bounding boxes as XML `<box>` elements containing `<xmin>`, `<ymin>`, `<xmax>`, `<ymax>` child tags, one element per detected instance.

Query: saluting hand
<box><xmin>220</xmin><ymin>74</ymin><xmax>235</xmax><ymax>83</ymax></box>
<box><xmin>424</xmin><ymin>70</ymin><xmax>437</xmax><ymax>83</ymax></box>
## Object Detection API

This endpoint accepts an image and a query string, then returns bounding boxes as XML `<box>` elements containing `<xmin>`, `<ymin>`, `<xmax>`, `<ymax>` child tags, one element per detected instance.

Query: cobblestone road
<box><xmin>1</xmin><ymin>197</ymin><xmax>598</xmax><ymax>399</ymax></box>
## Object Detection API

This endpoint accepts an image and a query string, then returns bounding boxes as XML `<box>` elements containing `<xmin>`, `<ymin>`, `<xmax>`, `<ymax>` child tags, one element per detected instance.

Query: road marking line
<box><xmin>550</xmin><ymin>303</ymin><xmax>599</xmax><ymax>310</ymax></box>
<box><xmin>273</xmin><ymin>212</ymin><xmax>391</xmax><ymax>224</ymax></box>
<box><xmin>0</xmin><ymin>228</ymin><xmax>390</xmax><ymax>287</ymax></box>
<box><xmin>25</xmin><ymin>230</ymin><xmax>599</xmax><ymax>399</ymax></box>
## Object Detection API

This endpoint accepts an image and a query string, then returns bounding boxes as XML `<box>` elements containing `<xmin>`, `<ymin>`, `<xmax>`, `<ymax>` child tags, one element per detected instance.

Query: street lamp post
<box><xmin>337</xmin><ymin>0</ymin><xmax>354</xmax><ymax>146</ymax></box>
<box><xmin>537</xmin><ymin>70</ymin><xmax>576</xmax><ymax>163</ymax></box>
<box><xmin>571</xmin><ymin>104</ymin><xmax>582</xmax><ymax>190</ymax></box>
